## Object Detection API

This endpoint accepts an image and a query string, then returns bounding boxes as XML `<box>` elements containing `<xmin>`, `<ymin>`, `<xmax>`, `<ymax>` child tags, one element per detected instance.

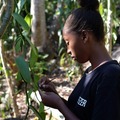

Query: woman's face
<box><xmin>63</xmin><ymin>31</ymin><xmax>90</xmax><ymax>63</ymax></box>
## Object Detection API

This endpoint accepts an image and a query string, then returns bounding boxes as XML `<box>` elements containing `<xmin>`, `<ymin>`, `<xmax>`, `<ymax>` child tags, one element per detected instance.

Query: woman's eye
<box><xmin>66</xmin><ymin>41</ymin><xmax>69</xmax><ymax>45</ymax></box>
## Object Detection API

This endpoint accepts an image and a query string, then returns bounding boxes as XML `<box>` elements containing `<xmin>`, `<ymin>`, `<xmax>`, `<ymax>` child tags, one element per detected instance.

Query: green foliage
<box><xmin>17</xmin><ymin>0</ymin><xmax>27</xmax><ymax>14</ymax></box>
<box><xmin>29</xmin><ymin>48</ymin><xmax>38</xmax><ymax>68</ymax></box>
<box><xmin>15</xmin><ymin>35</ymin><xmax>23</xmax><ymax>52</ymax></box>
<box><xmin>24</xmin><ymin>14</ymin><xmax>32</xmax><ymax>27</ymax></box>
<box><xmin>15</xmin><ymin>56</ymin><xmax>32</xmax><ymax>83</ymax></box>
<box><xmin>13</xmin><ymin>13</ymin><xmax>30</xmax><ymax>32</ymax></box>
<box><xmin>29</xmin><ymin>105</ymin><xmax>45</xmax><ymax>120</ymax></box>
<box><xmin>12</xmin><ymin>0</ymin><xmax>48</xmax><ymax>119</ymax></box>
<box><xmin>39</xmin><ymin>102</ymin><xmax>46</xmax><ymax>120</ymax></box>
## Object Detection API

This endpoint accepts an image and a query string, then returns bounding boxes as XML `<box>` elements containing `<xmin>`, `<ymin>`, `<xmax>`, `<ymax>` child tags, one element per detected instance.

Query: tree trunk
<box><xmin>0</xmin><ymin>0</ymin><xmax>14</xmax><ymax>38</ymax></box>
<box><xmin>30</xmin><ymin>0</ymin><xmax>47</xmax><ymax>52</ymax></box>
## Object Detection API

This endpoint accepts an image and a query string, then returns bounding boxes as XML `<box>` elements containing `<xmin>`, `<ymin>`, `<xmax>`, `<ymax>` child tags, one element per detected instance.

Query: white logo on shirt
<box><xmin>77</xmin><ymin>96</ymin><xmax>87</xmax><ymax>107</ymax></box>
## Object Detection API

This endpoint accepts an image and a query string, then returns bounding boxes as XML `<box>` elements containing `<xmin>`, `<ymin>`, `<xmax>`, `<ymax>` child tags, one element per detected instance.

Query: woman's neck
<box><xmin>89</xmin><ymin>42</ymin><xmax>112</xmax><ymax>70</ymax></box>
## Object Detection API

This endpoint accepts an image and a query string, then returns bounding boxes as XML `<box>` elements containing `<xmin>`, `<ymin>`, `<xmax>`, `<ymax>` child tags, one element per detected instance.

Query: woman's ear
<box><xmin>81</xmin><ymin>30</ymin><xmax>88</xmax><ymax>43</ymax></box>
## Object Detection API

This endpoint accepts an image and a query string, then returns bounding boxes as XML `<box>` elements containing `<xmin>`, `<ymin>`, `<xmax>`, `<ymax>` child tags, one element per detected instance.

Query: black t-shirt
<box><xmin>67</xmin><ymin>60</ymin><xmax>120</xmax><ymax>120</ymax></box>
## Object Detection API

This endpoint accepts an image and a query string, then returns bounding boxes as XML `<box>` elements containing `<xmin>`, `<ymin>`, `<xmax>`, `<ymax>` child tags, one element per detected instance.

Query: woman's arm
<box><xmin>39</xmin><ymin>90</ymin><xmax>80</xmax><ymax>120</ymax></box>
<box><xmin>58</xmin><ymin>98</ymin><xmax>80</xmax><ymax>120</ymax></box>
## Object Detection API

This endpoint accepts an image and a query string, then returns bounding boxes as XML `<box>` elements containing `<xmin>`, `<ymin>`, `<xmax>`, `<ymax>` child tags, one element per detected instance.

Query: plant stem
<box><xmin>0</xmin><ymin>40</ymin><xmax>19</xmax><ymax>117</ymax></box>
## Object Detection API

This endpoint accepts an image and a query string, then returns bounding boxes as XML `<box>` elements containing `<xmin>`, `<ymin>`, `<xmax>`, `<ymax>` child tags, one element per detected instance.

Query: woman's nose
<box><xmin>67</xmin><ymin>49</ymin><xmax>71</xmax><ymax>55</ymax></box>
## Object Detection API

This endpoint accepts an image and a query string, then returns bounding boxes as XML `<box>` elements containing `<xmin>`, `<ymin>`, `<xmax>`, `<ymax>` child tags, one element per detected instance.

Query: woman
<box><xmin>38</xmin><ymin>0</ymin><xmax>120</xmax><ymax>120</ymax></box>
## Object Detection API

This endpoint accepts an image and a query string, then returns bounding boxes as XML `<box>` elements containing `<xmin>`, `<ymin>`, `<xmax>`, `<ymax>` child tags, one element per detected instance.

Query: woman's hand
<box><xmin>38</xmin><ymin>76</ymin><xmax>58</xmax><ymax>94</ymax></box>
<box><xmin>39</xmin><ymin>89</ymin><xmax>63</xmax><ymax>109</ymax></box>
<box><xmin>38</xmin><ymin>77</ymin><xmax>80</xmax><ymax>120</ymax></box>
<box><xmin>38</xmin><ymin>76</ymin><xmax>64</xmax><ymax>109</ymax></box>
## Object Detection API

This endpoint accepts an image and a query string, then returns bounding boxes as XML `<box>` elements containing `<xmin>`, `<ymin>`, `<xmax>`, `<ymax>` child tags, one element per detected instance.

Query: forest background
<box><xmin>0</xmin><ymin>0</ymin><xmax>120</xmax><ymax>120</ymax></box>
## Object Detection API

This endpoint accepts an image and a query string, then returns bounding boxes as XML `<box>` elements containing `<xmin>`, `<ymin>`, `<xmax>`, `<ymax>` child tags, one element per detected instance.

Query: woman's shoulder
<box><xmin>91</xmin><ymin>60</ymin><xmax>120</xmax><ymax>83</ymax></box>
<box><xmin>101</xmin><ymin>60</ymin><xmax>120</xmax><ymax>75</ymax></box>
<box><xmin>90</xmin><ymin>60</ymin><xmax>120</xmax><ymax>91</ymax></box>
<box><xmin>85</xmin><ymin>60</ymin><xmax>120</xmax><ymax>76</ymax></box>
<box><xmin>96</xmin><ymin>60</ymin><xmax>120</xmax><ymax>85</ymax></box>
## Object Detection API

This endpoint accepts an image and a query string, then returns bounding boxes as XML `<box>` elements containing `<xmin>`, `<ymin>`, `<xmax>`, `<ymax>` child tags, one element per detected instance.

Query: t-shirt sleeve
<box><xmin>91</xmin><ymin>72</ymin><xmax>120</xmax><ymax>120</ymax></box>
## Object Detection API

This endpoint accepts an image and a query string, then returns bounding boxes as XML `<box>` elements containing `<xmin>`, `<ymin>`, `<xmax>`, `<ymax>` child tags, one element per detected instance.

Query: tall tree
<box><xmin>30</xmin><ymin>0</ymin><xmax>47</xmax><ymax>52</ymax></box>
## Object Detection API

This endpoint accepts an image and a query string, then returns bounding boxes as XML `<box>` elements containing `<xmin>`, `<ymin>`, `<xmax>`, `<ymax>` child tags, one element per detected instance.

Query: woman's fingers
<box><xmin>39</xmin><ymin>84</ymin><xmax>56</xmax><ymax>93</ymax></box>
<box><xmin>38</xmin><ymin>77</ymin><xmax>48</xmax><ymax>89</ymax></box>
<box><xmin>38</xmin><ymin>76</ymin><xmax>57</xmax><ymax>93</ymax></box>
<box><xmin>38</xmin><ymin>89</ymin><xmax>62</xmax><ymax>109</ymax></box>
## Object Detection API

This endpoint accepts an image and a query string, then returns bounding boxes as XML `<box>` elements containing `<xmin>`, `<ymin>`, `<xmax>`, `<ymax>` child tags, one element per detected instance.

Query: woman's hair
<box><xmin>63</xmin><ymin>0</ymin><xmax>104</xmax><ymax>42</ymax></box>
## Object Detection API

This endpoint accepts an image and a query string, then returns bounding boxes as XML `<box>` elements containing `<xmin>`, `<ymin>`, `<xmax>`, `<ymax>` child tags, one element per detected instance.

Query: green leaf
<box><xmin>27</xmin><ymin>89</ymin><xmax>33</xmax><ymax>105</ymax></box>
<box><xmin>15</xmin><ymin>56</ymin><xmax>31</xmax><ymax>83</ymax></box>
<box><xmin>99</xmin><ymin>3</ymin><xmax>104</xmax><ymax>15</ymax></box>
<box><xmin>15</xmin><ymin>35</ymin><xmax>23</xmax><ymax>52</ymax></box>
<box><xmin>39</xmin><ymin>102</ymin><xmax>46</xmax><ymax>120</ymax></box>
<box><xmin>29</xmin><ymin>48</ymin><xmax>38</xmax><ymax>68</ymax></box>
<box><xmin>39</xmin><ymin>102</ymin><xmax>45</xmax><ymax>112</ymax></box>
<box><xmin>0</xmin><ymin>66</ymin><xmax>3</xmax><ymax>71</ymax></box>
<box><xmin>32</xmin><ymin>75</ymin><xmax>40</xmax><ymax>90</ymax></box>
<box><xmin>13</xmin><ymin>13</ymin><xmax>30</xmax><ymax>32</ymax></box>
<box><xmin>24</xmin><ymin>36</ymin><xmax>38</xmax><ymax>55</ymax></box>
<box><xmin>49</xmin><ymin>111</ymin><xmax>52</xmax><ymax>120</ymax></box>
<box><xmin>29</xmin><ymin>105</ymin><xmax>43</xmax><ymax>120</ymax></box>
<box><xmin>16</xmin><ymin>72</ymin><xmax>22</xmax><ymax>82</ymax></box>
<box><xmin>25</xmin><ymin>14</ymin><xmax>32</xmax><ymax>27</ymax></box>
<box><xmin>17</xmin><ymin>0</ymin><xmax>26</xmax><ymax>13</ymax></box>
